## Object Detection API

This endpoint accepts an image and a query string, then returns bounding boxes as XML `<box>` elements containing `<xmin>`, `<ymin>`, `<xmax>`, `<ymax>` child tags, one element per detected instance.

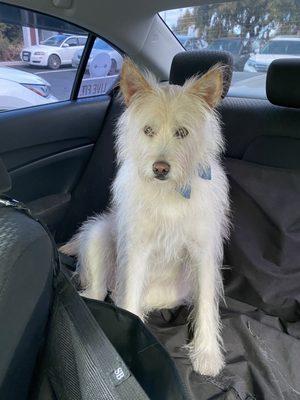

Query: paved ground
<box><xmin>1</xmin><ymin>62</ymin><xmax>266</xmax><ymax>101</ymax></box>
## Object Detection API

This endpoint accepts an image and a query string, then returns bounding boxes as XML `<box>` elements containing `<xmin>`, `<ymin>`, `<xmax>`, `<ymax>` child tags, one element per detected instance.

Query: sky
<box><xmin>159</xmin><ymin>8</ymin><xmax>190</xmax><ymax>29</ymax></box>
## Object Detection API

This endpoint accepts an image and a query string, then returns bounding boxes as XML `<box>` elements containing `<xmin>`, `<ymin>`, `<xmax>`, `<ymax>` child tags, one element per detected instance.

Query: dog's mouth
<box><xmin>154</xmin><ymin>175</ymin><xmax>168</xmax><ymax>181</ymax></box>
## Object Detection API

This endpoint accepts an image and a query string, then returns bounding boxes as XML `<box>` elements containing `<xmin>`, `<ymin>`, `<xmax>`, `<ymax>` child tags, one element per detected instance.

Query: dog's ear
<box><xmin>120</xmin><ymin>58</ymin><xmax>151</xmax><ymax>106</ymax></box>
<box><xmin>186</xmin><ymin>64</ymin><xmax>224</xmax><ymax>108</ymax></box>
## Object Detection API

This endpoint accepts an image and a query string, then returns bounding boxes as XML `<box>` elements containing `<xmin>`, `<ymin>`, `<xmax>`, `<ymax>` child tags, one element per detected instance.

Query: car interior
<box><xmin>0</xmin><ymin>0</ymin><xmax>299</xmax><ymax>399</ymax></box>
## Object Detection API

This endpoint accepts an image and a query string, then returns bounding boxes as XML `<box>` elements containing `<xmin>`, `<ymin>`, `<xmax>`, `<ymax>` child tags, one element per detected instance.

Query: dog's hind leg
<box><xmin>60</xmin><ymin>213</ymin><xmax>116</xmax><ymax>301</ymax></box>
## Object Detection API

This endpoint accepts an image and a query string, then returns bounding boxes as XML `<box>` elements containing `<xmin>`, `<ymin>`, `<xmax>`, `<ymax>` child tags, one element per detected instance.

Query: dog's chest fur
<box><xmin>113</xmin><ymin>161</ymin><xmax>224</xmax><ymax>273</ymax></box>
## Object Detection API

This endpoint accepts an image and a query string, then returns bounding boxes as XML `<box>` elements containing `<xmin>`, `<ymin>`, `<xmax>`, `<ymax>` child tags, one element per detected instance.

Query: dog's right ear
<box><xmin>120</xmin><ymin>58</ymin><xmax>151</xmax><ymax>106</ymax></box>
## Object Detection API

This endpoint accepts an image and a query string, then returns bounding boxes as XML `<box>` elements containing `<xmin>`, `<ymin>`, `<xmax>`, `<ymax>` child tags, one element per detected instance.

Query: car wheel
<box><xmin>109</xmin><ymin>59</ymin><xmax>118</xmax><ymax>75</ymax></box>
<box><xmin>48</xmin><ymin>54</ymin><xmax>61</xmax><ymax>70</ymax></box>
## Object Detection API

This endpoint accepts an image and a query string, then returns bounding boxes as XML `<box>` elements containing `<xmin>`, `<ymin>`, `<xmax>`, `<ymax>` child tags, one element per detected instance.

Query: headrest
<box><xmin>169</xmin><ymin>50</ymin><xmax>233</xmax><ymax>98</ymax></box>
<box><xmin>267</xmin><ymin>59</ymin><xmax>300</xmax><ymax>108</ymax></box>
<box><xmin>0</xmin><ymin>158</ymin><xmax>11</xmax><ymax>195</ymax></box>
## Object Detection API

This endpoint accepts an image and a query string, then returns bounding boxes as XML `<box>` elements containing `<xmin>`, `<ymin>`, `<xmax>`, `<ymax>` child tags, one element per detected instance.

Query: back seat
<box><xmin>220</xmin><ymin>60</ymin><xmax>300</xmax><ymax>322</ymax></box>
<box><xmin>151</xmin><ymin>51</ymin><xmax>300</xmax><ymax>399</ymax></box>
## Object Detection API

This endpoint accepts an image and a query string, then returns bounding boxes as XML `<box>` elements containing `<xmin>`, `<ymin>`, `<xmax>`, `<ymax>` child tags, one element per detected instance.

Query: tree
<box><xmin>174</xmin><ymin>0</ymin><xmax>300</xmax><ymax>41</ymax></box>
<box><xmin>175</xmin><ymin>9</ymin><xmax>195</xmax><ymax>35</ymax></box>
<box><xmin>0</xmin><ymin>23</ymin><xmax>22</xmax><ymax>61</ymax></box>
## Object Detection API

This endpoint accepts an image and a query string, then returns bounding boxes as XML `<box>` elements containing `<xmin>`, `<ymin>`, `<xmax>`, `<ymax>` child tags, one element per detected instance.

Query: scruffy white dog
<box><xmin>61</xmin><ymin>58</ymin><xmax>230</xmax><ymax>376</ymax></box>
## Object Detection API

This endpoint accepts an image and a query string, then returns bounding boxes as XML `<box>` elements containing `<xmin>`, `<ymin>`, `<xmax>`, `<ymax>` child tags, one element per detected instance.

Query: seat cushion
<box><xmin>0</xmin><ymin>207</ymin><xmax>53</xmax><ymax>400</ymax></box>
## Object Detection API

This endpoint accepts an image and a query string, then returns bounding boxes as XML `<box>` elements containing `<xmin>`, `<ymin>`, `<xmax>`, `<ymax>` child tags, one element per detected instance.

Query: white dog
<box><xmin>61</xmin><ymin>58</ymin><xmax>230</xmax><ymax>376</ymax></box>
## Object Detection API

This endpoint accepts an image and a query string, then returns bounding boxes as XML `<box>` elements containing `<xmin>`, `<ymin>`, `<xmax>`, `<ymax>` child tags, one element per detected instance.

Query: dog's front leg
<box><xmin>115</xmin><ymin>244</ymin><xmax>150</xmax><ymax>321</ymax></box>
<box><xmin>188</xmin><ymin>244</ymin><xmax>225</xmax><ymax>377</ymax></box>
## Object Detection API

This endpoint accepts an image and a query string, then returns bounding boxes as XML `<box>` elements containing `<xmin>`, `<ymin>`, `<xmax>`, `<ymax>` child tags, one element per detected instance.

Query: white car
<box><xmin>72</xmin><ymin>38</ymin><xmax>123</xmax><ymax>76</ymax></box>
<box><xmin>21</xmin><ymin>34</ymin><xmax>87</xmax><ymax>70</ymax></box>
<box><xmin>244</xmin><ymin>36</ymin><xmax>300</xmax><ymax>72</ymax></box>
<box><xmin>0</xmin><ymin>66</ymin><xmax>57</xmax><ymax>111</ymax></box>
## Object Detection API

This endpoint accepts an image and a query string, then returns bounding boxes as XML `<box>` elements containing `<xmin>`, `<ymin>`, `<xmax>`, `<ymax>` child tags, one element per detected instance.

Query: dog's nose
<box><xmin>152</xmin><ymin>161</ymin><xmax>170</xmax><ymax>178</ymax></box>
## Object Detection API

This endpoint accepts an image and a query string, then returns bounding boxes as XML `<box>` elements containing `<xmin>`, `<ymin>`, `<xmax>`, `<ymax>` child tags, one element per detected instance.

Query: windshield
<box><xmin>41</xmin><ymin>35</ymin><xmax>69</xmax><ymax>47</ymax></box>
<box><xmin>160</xmin><ymin>1</ymin><xmax>300</xmax><ymax>100</ymax></box>
<box><xmin>208</xmin><ymin>39</ymin><xmax>241</xmax><ymax>54</ymax></box>
<box><xmin>261</xmin><ymin>40</ymin><xmax>300</xmax><ymax>55</ymax></box>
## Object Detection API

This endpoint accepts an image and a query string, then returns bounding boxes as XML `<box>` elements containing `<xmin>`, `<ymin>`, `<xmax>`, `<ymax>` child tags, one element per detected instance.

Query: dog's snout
<box><xmin>152</xmin><ymin>161</ymin><xmax>170</xmax><ymax>179</ymax></box>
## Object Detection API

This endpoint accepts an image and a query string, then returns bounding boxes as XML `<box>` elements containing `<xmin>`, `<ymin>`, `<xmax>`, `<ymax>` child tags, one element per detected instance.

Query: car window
<box><xmin>0</xmin><ymin>2</ymin><xmax>122</xmax><ymax>112</ymax></box>
<box><xmin>0</xmin><ymin>3</ymin><xmax>88</xmax><ymax>111</ymax></box>
<box><xmin>287</xmin><ymin>41</ymin><xmax>300</xmax><ymax>55</ymax></box>
<box><xmin>78</xmin><ymin>37</ymin><xmax>88</xmax><ymax>46</ymax></box>
<box><xmin>41</xmin><ymin>35</ymin><xmax>69</xmax><ymax>47</ymax></box>
<box><xmin>78</xmin><ymin>38</ymin><xmax>123</xmax><ymax>99</ymax></box>
<box><xmin>160</xmin><ymin>1</ymin><xmax>300</xmax><ymax>99</ymax></box>
<box><xmin>208</xmin><ymin>39</ymin><xmax>241</xmax><ymax>54</ymax></box>
<box><xmin>261</xmin><ymin>41</ymin><xmax>289</xmax><ymax>55</ymax></box>
<box><xmin>65</xmin><ymin>37</ymin><xmax>79</xmax><ymax>47</ymax></box>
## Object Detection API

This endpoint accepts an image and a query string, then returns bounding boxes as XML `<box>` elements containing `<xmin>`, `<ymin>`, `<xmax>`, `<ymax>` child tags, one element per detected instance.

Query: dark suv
<box><xmin>208</xmin><ymin>37</ymin><xmax>251</xmax><ymax>71</ymax></box>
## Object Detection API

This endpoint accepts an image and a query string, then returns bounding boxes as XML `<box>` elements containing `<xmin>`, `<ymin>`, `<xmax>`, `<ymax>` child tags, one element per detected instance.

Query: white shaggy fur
<box><xmin>61</xmin><ymin>59</ymin><xmax>230</xmax><ymax>376</ymax></box>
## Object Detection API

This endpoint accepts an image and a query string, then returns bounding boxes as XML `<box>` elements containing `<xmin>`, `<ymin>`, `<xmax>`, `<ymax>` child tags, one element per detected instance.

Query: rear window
<box><xmin>160</xmin><ymin>1</ymin><xmax>300</xmax><ymax>99</ymax></box>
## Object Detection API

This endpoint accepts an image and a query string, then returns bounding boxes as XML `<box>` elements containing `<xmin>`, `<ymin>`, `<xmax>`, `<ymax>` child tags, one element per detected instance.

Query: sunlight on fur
<box><xmin>60</xmin><ymin>58</ymin><xmax>230</xmax><ymax>377</ymax></box>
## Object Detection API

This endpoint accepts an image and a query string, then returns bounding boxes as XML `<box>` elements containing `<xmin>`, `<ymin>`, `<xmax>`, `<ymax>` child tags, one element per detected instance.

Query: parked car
<box><xmin>208</xmin><ymin>37</ymin><xmax>251</xmax><ymax>71</ymax></box>
<box><xmin>244</xmin><ymin>36</ymin><xmax>300</xmax><ymax>72</ymax></box>
<box><xmin>176</xmin><ymin>34</ymin><xmax>208</xmax><ymax>50</ymax></box>
<box><xmin>72</xmin><ymin>38</ymin><xmax>123</xmax><ymax>76</ymax></box>
<box><xmin>0</xmin><ymin>66</ymin><xmax>56</xmax><ymax>111</ymax></box>
<box><xmin>21</xmin><ymin>34</ymin><xmax>87</xmax><ymax>69</ymax></box>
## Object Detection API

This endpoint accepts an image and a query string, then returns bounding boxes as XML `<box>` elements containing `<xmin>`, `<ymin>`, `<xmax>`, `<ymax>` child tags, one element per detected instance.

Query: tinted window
<box><xmin>65</xmin><ymin>37</ymin><xmax>78</xmax><ymax>47</ymax></box>
<box><xmin>261</xmin><ymin>41</ymin><xmax>289</xmax><ymax>54</ymax></box>
<box><xmin>288</xmin><ymin>41</ymin><xmax>300</xmax><ymax>54</ymax></box>
<box><xmin>208</xmin><ymin>39</ymin><xmax>241</xmax><ymax>54</ymax></box>
<box><xmin>78</xmin><ymin>38</ymin><xmax>123</xmax><ymax>99</ymax></box>
<box><xmin>78</xmin><ymin>36</ymin><xmax>87</xmax><ymax>46</ymax></box>
<box><xmin>41</xmin><ymin>35</ymin><xmax>69</xmax><ymax>47</ymax></box>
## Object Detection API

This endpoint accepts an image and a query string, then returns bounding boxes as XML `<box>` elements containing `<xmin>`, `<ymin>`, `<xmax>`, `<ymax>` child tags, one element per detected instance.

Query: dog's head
<box><xmin>117</xmin><ymin>58</ymin><xmax>224</xmax><ymax>188</ymax></box>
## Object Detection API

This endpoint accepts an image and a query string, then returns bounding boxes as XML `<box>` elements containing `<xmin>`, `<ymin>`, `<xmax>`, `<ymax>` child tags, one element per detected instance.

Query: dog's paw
<box><xmin>80</xmin><ymin>287</ymin><xmax>107</xmax><ymax>301</ymax></box>
<box><xmin>187</xmin><ymin>344</ymin><xmax>225</xmax><ymax>377</ymax></box>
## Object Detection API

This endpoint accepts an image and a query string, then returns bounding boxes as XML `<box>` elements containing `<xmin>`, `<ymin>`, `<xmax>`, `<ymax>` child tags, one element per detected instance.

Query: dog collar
<box><xmin>178</xmin><ymin>165</ymin><xmax>211</xmax><ymax>199</ymax></box>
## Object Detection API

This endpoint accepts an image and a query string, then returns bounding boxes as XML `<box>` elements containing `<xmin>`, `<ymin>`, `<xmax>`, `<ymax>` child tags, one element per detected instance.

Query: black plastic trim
<box><xmin>71</xmin><ymin>33</ymin><xmax>96</xmax><ymax>100</ymax></box>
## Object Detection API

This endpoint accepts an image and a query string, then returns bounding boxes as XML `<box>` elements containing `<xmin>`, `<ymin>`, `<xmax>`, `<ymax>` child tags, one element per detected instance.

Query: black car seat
<box><xmin>169</xmin><ymin>50</ymin><xmax>233</xmax><ymax>97</ymax></box>
<box><xmin>0</xmin><ymin>158</ymin><xmax>54</xmax><ymax>400</ymax></box>
<box><xmin>0</xmin><ymin>159</ymin><xmax>191</xmax><ymax>400</ymax></box>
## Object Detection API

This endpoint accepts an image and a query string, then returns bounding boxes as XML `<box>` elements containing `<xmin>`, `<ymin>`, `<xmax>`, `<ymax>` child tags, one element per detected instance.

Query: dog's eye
<box><xmin>174</xmin><ymin>127</ymin><xmax>189</xmax><ymax>138</ymax></box>
<box><xmin>143</xmin><ymin>125</ymin><xmax>155</xmax><ymax>137</ymax></box>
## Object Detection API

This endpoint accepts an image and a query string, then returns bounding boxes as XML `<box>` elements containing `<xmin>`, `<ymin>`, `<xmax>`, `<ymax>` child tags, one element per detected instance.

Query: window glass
<box><xmin>78</xmin><ymin>37</ymin><xmax>88</xmax><ymax>46</ymax></box>
<box><xmin>78</xmin><ymin>38</ymin><xmax>123</xmax><ymax>98</ymax></box>
<box><xmin>160</xmin><ymin>1</ymin><xmax>300</xmax><ymax>99</ymax></box>
<box><xmin>65</xmin><ymin>37</ymin><xmax>79</xmax><ymax>47</ymax></box>
<box><xmin>0</xmin><ymin>2</ymin><xmax>87</xmax><ymax>111</ymax></box>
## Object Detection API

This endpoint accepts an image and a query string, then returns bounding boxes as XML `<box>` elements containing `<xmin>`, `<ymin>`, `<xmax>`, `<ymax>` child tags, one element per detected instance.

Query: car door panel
<box><xmin>0</xmin><ymin>96</ymin><xmax>112</xmax><ymax>232</ymax></box>
<box><xmin>0</xmin><ymin>97</ymin><xmax>110</xmax><ymax>167</ymax></box>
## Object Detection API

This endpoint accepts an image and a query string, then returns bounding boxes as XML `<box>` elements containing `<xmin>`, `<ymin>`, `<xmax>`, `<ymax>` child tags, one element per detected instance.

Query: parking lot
<box><xmin>2</xmin><ymin>62</ymin><xmax>265</xmax><ymax>101</ymax></box>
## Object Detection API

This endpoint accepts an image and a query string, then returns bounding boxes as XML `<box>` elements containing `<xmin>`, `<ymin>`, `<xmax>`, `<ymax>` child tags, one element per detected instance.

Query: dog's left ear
<box><xmin>186</xmin><ymin>64</ymin><xmax>224</xmax><ymax>108</ymax></box>
<box><xmin>120</xmin><ymin>58</ymin><xmax>151</xmax><ymax>106</ymax></box>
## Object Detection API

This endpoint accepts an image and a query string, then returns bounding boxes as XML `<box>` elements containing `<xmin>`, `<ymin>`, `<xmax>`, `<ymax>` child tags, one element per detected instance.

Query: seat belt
<box><xmin>47</xmin><ymin>269</ymin><xmax>150</xmax><ymax>400</ymax></box>
<box><xmin>0</xmin><ymin>196</ymin><xmax>149</xmax><ymax>400</ymax></box>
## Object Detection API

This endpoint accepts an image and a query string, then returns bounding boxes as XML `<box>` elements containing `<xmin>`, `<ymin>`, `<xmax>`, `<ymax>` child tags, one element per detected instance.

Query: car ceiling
<box><xmin>1</xmin><ymin>0</ymin><xmax>227</xmax><ymax>78</ymax></box>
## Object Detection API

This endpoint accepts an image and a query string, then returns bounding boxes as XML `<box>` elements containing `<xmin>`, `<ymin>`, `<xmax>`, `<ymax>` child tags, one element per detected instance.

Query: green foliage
<box><xmin>175</xmin><ymin>0</ymin><xmax>300</xmax><ymax>41</ymax></box>
<box><xmin>175</xmin><ymin>9</ymin><xmax>195</xmax><ymax>34</ymax></box>
<box><xmin>0</xmin><ymin>23</ymin><xmax>22</xmax><ymax>61</ymax></box>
